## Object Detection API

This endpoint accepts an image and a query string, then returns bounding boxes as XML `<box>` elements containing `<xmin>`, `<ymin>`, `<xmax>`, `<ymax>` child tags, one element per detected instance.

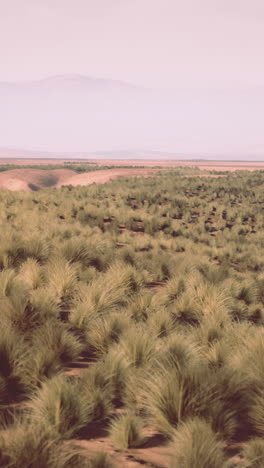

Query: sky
<box><xmin>0</xmin><ymin>0</ymin><xmax>263</xmax><ymax>158</ymax></box>
<box><xmin>1</xmin><ymin>0</ymin><xmax>264</xmax><ymax>89</ymax></box>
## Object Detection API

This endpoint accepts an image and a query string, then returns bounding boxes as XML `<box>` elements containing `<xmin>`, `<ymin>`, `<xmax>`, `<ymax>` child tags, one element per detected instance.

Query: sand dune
<box><xmin>0</xmin><ymin>168</ymin><xmax>76</xmax><ymax>191</ymax></box>
<box><xmin>56</xmin><ymin>168</ymin><xmax>160</xmax><ymax>188</ymax></box>
<box><xmin>0</xmin><ymin>168</ymin><xmax>160</xmax><ymax>191</ymax></box>
<box><xmin>0</xmin><ymin>160</ymin><xmax>262</xmax><ymax>192</ymax></box>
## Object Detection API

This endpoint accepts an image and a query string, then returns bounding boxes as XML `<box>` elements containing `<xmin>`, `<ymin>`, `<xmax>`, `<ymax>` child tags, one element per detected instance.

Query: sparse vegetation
<box><xmin>0</xmin><ymin>163</ymin><xmax>148</xmax><ymax>173</ymax></box>
<box><xmin>1</xmin><ymin>167</ymin><xmax>264</xmax><ymax>466</ymax></box>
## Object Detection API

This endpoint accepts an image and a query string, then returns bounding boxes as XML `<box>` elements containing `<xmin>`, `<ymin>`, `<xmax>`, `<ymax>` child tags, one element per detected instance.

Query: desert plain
<box><xmin>0</xmin><ymin>158</ymin><xmax>264</xmax><ymax>468</ymax></box>
<box><xmin>0</xmin><ymin>158</ymin><xmax>263</xmax><ymax>192</ymax></box>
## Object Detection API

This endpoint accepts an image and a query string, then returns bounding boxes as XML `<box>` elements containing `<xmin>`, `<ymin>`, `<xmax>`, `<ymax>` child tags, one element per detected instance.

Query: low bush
<box><xmin>109</xmin><ymin>412</ymin><xmax>145</xmax><ymax>448</ymax></box>
<box><xmin>170</xmin><ymin>418</ymin><xmax>226</xmax><ymax>468</ymax></box>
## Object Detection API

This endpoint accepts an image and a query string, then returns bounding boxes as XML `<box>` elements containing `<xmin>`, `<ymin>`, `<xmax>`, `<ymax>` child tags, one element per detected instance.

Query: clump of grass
<box><xmin>171</xmin><ymin>293</ymin><xmax>201</xmax><ymax>326</ymax></box>
<box><xmin>85</xmin><ymin>313</ymin><xmax>130</xmax><ymax>358</ymax></box>
<box><xmin>256</xmin><ymin>276</ymin><xmax>264</xmax><ymax>305</ymax></box>
<box><xmin>232</xmin><ymin>332</ymin><xmax>264</xmax><ymax>381</ymax></box>
<box><xmin>30</xmin><ymin>376</ymin><xmax>89</xmax><ymax>438</ymax></box>
<box><xmin>30</xmin><ymin>374</ymin><xmax>112</xmax><ymax>438</ymax></box>
<box><xmin>242</xmin><ymin>438</ymin><xmax>264</xmax><ymax>468</ymax></box>
<box><xmin>229</xmin><ymin>298</ymin><xmax>249</xmax><ymax>321</ymax></box>
<box><xmin>109</xmin><ymin>412</ymin><xmax>145</xmax><ymax>448</ymax></box>
<box><xmin>80</xmin><ymin>346</ymin><xmax>131</xmax><ymax>407</ymax></box>
<box><xmin>204</xmin><ymin>341</ymin><xmax>231</xmax><ymax>369</ymax></box>
<box><xmin>147</xmin><ymin>308</ymin><xmax>174</xmax><ymax>338</ymax></box>
<box><xmin>102</xmin><ymin>347</ymin><xmax>131</xmax><ymax>406</ymax></box>
<box><xmin>248</xmin><ymin>390</ymin><xmax>264</xmax><ymax>437</ymax></box>
<box><xmin>2</xmin><ymin>291</ymin><xmax>61</xmax><ymax>336</ymax></box>
<box><xmin>127</xmin><ymin>292</ymin><xmax>156</xmax><ymax>323</ymax></box>
<box><xmin>60</xmin><ymin>237</ymin><xmax>107</xmax><ymax>271</ymax></box>
<box><xmin>119</xmin><ymin>326</ymin><xmax>157</xmax><ymax>368</ymax></box>
<box><xmin>248</xmin><ymin>303</ymin><xmax>264</xmax><ymax>325</ymax></box>
<box><xmin>170</xmin><ymin>418</ymin><xmax>226</xmax><ymax>468</ymax></box>
<box><xmin>69</xmin><ymin>297</ymin><xmax>99</xmax><ymax>331</ymax></box>
<box><xmin>104</xmin><ymin>262</ymin><xmax>144</xmax><ymax>295</ymax></box>
<box><xmin>0</xmin><ymin>269</ymin><xmax>27</xmax><ymax>298</ymax></box>
<box><xmin>155</xmin><ymin>334</ymin><xmax>200</xmax><ymax>372</ymax></box>
<box><xmin>207</xmin><ymin>368</ymin><xmax>254</xmax><ymax>442</ymax></box>
<box><xmin>198</xmin><ymin>263</ymin><xmax>229</xmax><ymax>285</ymax></box>
<box><xmin>45</xmin><ymin>258</ymin><xmax>79</xmax><ymax>314</ymax></box>
<box><xmin>142</xmin><ymin>362</ymin><xmax>212</xmax><ymax>437</ymax></box>
<box><xmin>17</xmin><ymin>258</ymin><xmax>44</xmax><ymax>289</ymax></box>
<box><xmin>193</xmin><ymin>313</ymin><xmax>228</xmax><ymax>347</ymax></box>
<box><xmin>33</xmin><ymin>346</ymin><xmax>62</xmax><ymax>381</ymax></box>
<box><xmin>28</xmin><ymin>287</ymin><xmax>61</xmax><ymax>320</ymax></box>
<box><xmin>236</xmin><ymin>281</ymin><xmax>258</xmax><ymax>305</ymax></box>
<box><xmin>78</xmin><ymin>265</ymin><xmax>100</xmax><ymax>284</ymax></box>
<box><xmin>0</xmin><ymin>420</ymin><xmax>97</xmax><ymax>468</ymax></box>
<box><xmin>32</xmin><ymin>321</ymin><xmax>84</xmax><ymax>365</ymax></box>
<box><xmin>155</xmin><ymin>276</ymin><xmax>186</xmax><ymax>307</ymax></box>
<box><xmin>0</xmin><ymin>326</ymin><xmax>33</xmax><ymax>403</ymax></box>
<box><xmin>70</xmin><ymin>263</ymin><xmax>142</xmax><ymax>330</ymax></box>
<box><xmin>3</xmin><ymin>236</ymin><xmax>51</xmax><ymax>268</ymax></box>
<box><xmin>185</xmin><ymin>274</ymin><xmax>231</xmax><ymax>322</ymax></box>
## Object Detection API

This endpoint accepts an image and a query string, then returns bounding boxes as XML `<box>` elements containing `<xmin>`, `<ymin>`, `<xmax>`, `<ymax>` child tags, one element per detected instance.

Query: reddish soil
<box><xmin>0</xmin><ymin>168</ymin><xmax>76</xmax><ymax>191</ymax></box>
<box><xmin>56</xmin><ymin>168</ymin><xmax>161</xmax><ymax>188</ymax></box>
<box><xmin>0</xmin><ymin>157</ymin><xmax>262</xmax><ymax>192</ymax></box>
<box><xmin>72</xmin><ymin>434</ymin><xmax>171</xmax><ymax>468</ymax></box>
<box><xmin>64</xmin><ymin>357</ymin><xmax>171</xmax><ymax>467</ymax></box>
<box><xmin>0</xmin><ymin>168</ymin><xmax>159</xmax><ymax>191</ymax></box>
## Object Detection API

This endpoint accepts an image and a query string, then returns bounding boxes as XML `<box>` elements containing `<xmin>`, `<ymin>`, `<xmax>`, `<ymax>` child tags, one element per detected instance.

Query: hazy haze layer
<box><xmin>0</xmin><ymin>76</ymin><xmax>263</xmax><ymax>159</ymax></box>
<box><xmin>1</xmin><ymin>0</ymin><xmax>264</xmax><ymax>89</ymax></box>
<box><xmin>0</xmin><ymin>1</ymin><xmax>263</xmax><ymax>158</ymax></box>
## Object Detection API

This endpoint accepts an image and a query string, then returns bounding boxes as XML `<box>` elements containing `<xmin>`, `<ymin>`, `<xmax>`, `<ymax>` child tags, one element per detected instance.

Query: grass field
<box><xmin>0</xmin><ymin>167</ymin><xmax>264</xmax><ymax>467</ymax></box>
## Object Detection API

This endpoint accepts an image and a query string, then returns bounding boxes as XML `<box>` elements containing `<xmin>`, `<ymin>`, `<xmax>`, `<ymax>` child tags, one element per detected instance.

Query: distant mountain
<box><xmin>0</xmin><ymin>75</ymin><xmax>263</xmax><ymax>158</ymax></box>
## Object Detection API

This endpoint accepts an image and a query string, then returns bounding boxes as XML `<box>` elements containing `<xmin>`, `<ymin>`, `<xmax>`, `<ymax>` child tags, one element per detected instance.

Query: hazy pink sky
<box><xmin>1</xmin><ymin>0</ymin><xmax>264</xmax><ymax>88</ymax></box>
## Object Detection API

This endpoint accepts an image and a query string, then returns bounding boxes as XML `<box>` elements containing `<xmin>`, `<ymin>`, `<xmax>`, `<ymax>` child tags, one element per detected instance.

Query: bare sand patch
<box><xmin>56</xmin><ymin>168</ymin><xmax>161</xmax><ymax>188</ymax></box>
<box><xmin>0</xmin><ymin>159</ymin><xmax>262</xmax><ymax>192</ymax></box>
<box><xmin>88</xmin><ymin>159</ymin><xmax>264</xmax><ymax>171</ymax></box>
<box><xmin>0</xmin><ymin>168</ymin><xmax>161</xmax><ymax>191</ymax></box>
<box><xmin>72</xmin><ymin>436</ymin><xmax>170</xmax><ymax>468</ymax></box>
<box><xmin>0</xmin><ymin>168</ymin><xmax>76</xmax><ymax>191</ymax></box>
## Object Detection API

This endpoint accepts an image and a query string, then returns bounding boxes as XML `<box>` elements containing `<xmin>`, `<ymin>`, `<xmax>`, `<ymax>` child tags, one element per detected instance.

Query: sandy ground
<box><xmin>88</xmin><ymin>159</ymin><xmax>264</xmax><ymax>171</ymax></box>
<box><xmin>0</xmin><ymin>159</ymin><xmax>262</xmax><ymax>191</ymax></box>
<box><xmin>56</xmin><ymin>168</ymin><xmax>161</xmax><ymax>188</ymax></box>
<box><xmin>0</xmin><ymin>168</ymin><xmax>161</xmax><ymax>191</ymax></box>
<box><xmin>73</xmin><ymin>435</ymin><xmax>171</xmax><ymax>468</ymax></box>
<box><xmin>0</xmin><ymin>168</ymin><xmax>76</xmax><ymax>191</ymax></box>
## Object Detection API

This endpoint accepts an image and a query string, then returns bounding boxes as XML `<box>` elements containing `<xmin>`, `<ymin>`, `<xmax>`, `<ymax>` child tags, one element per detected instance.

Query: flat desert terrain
<box><xmin>0</xmin><ymin>167</ymin><xmax>161</xmax><ymax>191</ymax></box>
<box><xmin>0</xmin><ymin>158</ymin><xmax>263</xmax><ymax>171</ymax></box>
<box><xmin>0</xmin><ymin>159</ymin><xmax>263</xmax><ymax>191</ymax></box>
<box><xmin>89</xmin><ymin>159</ymin><xmax>264</xmax><ymax>171</ymax></box>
